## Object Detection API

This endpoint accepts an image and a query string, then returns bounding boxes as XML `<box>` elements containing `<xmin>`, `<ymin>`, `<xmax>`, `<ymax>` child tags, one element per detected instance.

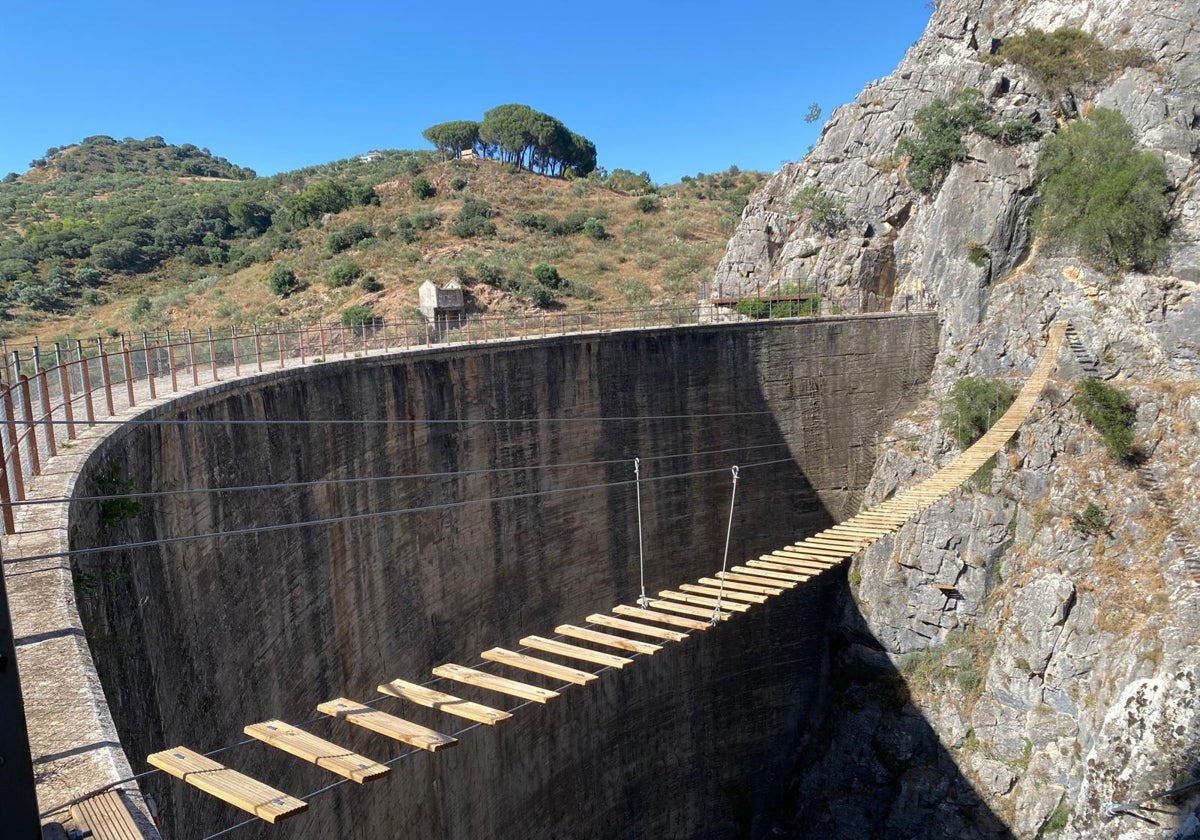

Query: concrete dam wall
<box><xmin>66</xmin><ymin>314</ymin><xmax>937</xmax><ymax>838</ymax></box>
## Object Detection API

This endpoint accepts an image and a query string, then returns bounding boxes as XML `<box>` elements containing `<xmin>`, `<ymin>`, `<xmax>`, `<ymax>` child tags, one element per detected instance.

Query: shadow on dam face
<box><xmin>59</xmin><ymin>315</ymin><xmax>1002</xmax><ymax>838</ymax></box>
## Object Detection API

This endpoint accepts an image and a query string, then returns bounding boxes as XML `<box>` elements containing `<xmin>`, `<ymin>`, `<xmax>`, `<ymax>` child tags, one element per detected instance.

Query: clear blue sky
<box><xmin>1</xmin><ymin>1</ymin><xmax>931</xmax><ymax>184</ymax></box>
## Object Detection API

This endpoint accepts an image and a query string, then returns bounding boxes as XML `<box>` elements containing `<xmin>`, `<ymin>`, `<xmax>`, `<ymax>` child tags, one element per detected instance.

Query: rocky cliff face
<box><xmin>722</xmin><ymin>0</ymin><xmax>1200</xmax><ymax>837</ymax></box>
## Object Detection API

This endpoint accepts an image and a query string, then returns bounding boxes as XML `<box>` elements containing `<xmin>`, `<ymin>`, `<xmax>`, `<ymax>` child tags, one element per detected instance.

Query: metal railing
<box><xmin>0</xmin><ymin>305</ymin><xmax>743</xmax><ymax>534</ymax></box>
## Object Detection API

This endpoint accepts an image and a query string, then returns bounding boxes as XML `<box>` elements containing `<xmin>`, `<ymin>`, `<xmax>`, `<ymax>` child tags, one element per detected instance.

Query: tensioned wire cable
<box><xmin>3</xmin><ymin>456</ymin><xmax>794</xmax><ymax>565</ymax></box>
<box><xmin>18</xmin><ymin>409</ymin><xmax>777</xmax><ymax>428</ymax></box>
<box><xmin>4</xmin><ymin>441</ymin><xmax>791</xmax><ymax>509</ymax></box>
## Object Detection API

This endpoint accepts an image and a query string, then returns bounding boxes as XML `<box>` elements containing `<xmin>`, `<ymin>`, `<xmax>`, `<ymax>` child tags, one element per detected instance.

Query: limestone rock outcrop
<box><xmin>729</xmin><ymin>0</ymin><xmax>1200</xmax><ymax>837</ymax></box>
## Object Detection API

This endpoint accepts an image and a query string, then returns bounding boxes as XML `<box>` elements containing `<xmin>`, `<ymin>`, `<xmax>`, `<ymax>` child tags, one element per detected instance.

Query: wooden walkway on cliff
<box><xmin>142</xmin><ymin>323</ymin><xmax>1069</xmax><ymax>830</ymax></box>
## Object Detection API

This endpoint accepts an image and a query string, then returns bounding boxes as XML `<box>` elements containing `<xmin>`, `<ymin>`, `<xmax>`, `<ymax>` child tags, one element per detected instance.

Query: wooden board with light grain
<box><xmin>376</xmin><ymin>679</ymin><xmax>512</xmax><ymax>725</ymax></box>
<box><xmin>245</xmin><ymin>719</ymin><xmax>389</xmax><ymax>783</ymax></box>
<box><xmin>147</xmin><ymin>747</ymin><xmax>308</xmax><ymax>824</ymax></box>
<box><xmin>317</xmin><ymin>698</ymin><xmax>458</xmax><ymax>752</ymax></box>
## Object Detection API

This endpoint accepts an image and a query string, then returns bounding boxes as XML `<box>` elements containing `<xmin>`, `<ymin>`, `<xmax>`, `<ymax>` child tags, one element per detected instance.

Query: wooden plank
<box><xmin>376</xmin><ymin>679</ymin><xmax>511</xmax><ymax>725</ymax></box>
<box><xmin>804</xmin><ymin>536</ymin><xmax>869</xmax><ymax>550</ymax></box>
<box><xmin>147</xmin><ymin>746</ymin><xmax>308</xmax><ymax>824</ymax></box>
<box><xmin>789</xmin><ymin>542</ymin><xmax>852</xmax><ymax>558</ymax></box>
<box><xmin>555</xmin><ymin>624</ymin><xmax>663</xmax><ymax>655</ymax></box>
<box><xmin>318</xmin><ymin>698</ymin><xmax>458</xmax><ymax>752</ymax></box>
<box><xmin>748</xmin><ymin>559</ymin><xmax>829</xmax><ymax>575</ymax></box>
<box><xmin>657</xmin><ymin>590</ymin><xmax>751</xmax><ymax>611</ymax></box>
<box><xmin>482</xmin><ymin>647</ymin><xmax>598</xmax><ymax>685</ymax></box>
<box><xmin>613</xmin><ymin>604</ymin><xmax>712</xmax><ymax>630</ymax></box>
<box><xmin>70</xmin><ymin>790</ymin><xmax>143</xmax><ymax>840</ymax></box>
<box><xmin>698</xmin><ymin>576</ymin><xmax>782</xmax><ymax>595</ymax></box>
<box><xmin>432</xmin><ymin>663</ymin><xmax>560</xmax><ymax>703</ymax></box>
<box><xmin>520</xmin><ymin>635</ymin><xmax>636</xmax><ymax>668</ymax></box>
<box><xmin>587</xmin><ymin>612</ymin><xmax>688</xmax><ymax>641</ymax></box>
<box><xmin>680</xmin><ymin>583</ymin><xmax>767</xmax><ymax>603</ymax></box>
<box><xmin>767</xmin><ymin>551</ymin><xmax>838</xmax><ymax>569</ymax></box>
<box><xmin>647</xmin><ymin>598</ymin><xmax>732</xmax><ymax>620</ymax></box>
<box><xmin>245</xmin><ymin>720</ymin><xmax>389</xmax><ymax>783</ymax></box>
<box><xmin>731</xmin><ymin>565</ymin><xmax>807</xmax><ymax>583</ymax></box>
<box><xmin>716</xmin><ymin>571</ymin><xmax>795</xmax><ymax>590</ymax></box>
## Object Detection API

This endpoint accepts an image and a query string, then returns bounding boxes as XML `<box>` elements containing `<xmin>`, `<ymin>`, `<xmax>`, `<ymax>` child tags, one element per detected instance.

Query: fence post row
<box><xmin>0</xmin><ymin>305</ymin><xmax>869</xmax><ymax>535</ymax></box>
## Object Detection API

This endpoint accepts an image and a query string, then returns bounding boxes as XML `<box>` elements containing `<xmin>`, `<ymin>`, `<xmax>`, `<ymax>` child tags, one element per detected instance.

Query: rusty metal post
<box><xmin>57</xmin><ymin>344</ymin><xmax>76</xmax><ymax>439</ymax></box>
<box><xmin>2</xmin><ymin>384</ymin><xmax>26</xmax><ymax>503</ymax></box>
<box><xmin>142</xmin><ymin>332</ymin><xmax>156</xmax><ymax>400</ymax></box>
<box><xmin>17</xmin><ymin>376</ymin><xmax>39</xmax><ymax>477</ymax></box>
<box><xmin>231</xmin><ymin>326</ymin><xmax>241</xmax><ymax>377</ymax></box>
<box><xmin>341</xmin><ymin>324</ymin><xmax>348</xmax><ymax>358</ymax></box>
<box><xmin>32</xmin><ymin>347</ymin><xmax>55</xmax><ymax>458</ymax></box>
<box><xmin>185</xmin><ymin>329</ymin><xmax>197</xmax><ymax>387</ymax></box>
<box><xmin>299</xmin><ymin>324</ymin><xmax>307</xmax><ymax>364</ymax></box>
<box><xmin>120</xmin><ymin>336</ymin><xmax>135</xmax><ymax>407</ymax></box>
<box><xmin>319</xmin><ymin>321</ymin><xmax>327</xmax><ymax>359</ymax></box>
<box><xmin>277</xmin><ymin>326</ymin><xmax>285</xmax><ymax>369</ymax></box>
<box><xmin>76</xmin><ymin>341</ymin><xmax>94</xmax><ymax>427</ymax></box>
<box><xmin>207</xmin><ymin>328</ymin><xmax>219</xmax><ymax>382</ymax></box>
<box><xmin>0</xmin><ymin>432</ymin><xmax>14</xmax><ymax>534</ymax></box>
<box><xmin>97</xmin><ymin>338</ymin><xmax>115</xmax><ymax>416</ymax></box>
<box><xmin>254</xmin><ymin>325</ymin><xmax>263</xmax><ymax>372</ymax></box>
<box><xmin>165</xmin><ymin>331</ymin><xmax>178</xmax><ymax>393</ymax></box>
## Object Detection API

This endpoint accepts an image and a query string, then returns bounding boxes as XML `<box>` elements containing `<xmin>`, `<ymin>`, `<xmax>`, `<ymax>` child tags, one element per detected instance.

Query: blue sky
<box><xmin>2</xmin><ymin>1</ymin><xmax>931</xmax><ymax>184</ymax></box>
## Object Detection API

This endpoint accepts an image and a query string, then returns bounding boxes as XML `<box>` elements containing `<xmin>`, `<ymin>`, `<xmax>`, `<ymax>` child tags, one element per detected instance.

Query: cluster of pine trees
<box><xmin>423</xmin><ymin>104</ymin><xmax>596</xmax><ymax>178</ymax></box>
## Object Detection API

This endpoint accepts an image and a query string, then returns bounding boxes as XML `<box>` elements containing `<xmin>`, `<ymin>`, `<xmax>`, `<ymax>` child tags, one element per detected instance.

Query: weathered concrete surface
<box><xmin>7</xmin><ymin>314</ymin><xmax>937</xmax><ymax>839</ymax></box>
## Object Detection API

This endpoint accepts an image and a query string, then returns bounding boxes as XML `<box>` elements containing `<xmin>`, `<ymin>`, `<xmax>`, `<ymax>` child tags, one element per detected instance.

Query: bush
<box><xmin>1034</xmin><ymin>108</ymin><xmax>1168</xmax><ymax>270</ymax></box>
<box><xmin>450</xmin><ymin>176</ymin><xmax>468</xmax><ymax>191</ymax></box>
<box><xmin>634</xmin><ymin>195</ymin><xmax>661</xmax><ymax>213</ymax></box>
<box><xmin>328</xmin><ymin>261</ymin><xmax>363</xmax><ymax>287</ymax></box>
<box><xmin>791</xmin><ymin>185</ymin><xmax>847</xmax><ymax>234</ymax></box>
<box><xmin>582</xmin><ymin>217</ymin><xmax>608</xmax><ymax>240</ymax></box>
<box><xmin>1071</xmin><ymin>502</ymin><xmax>1109</xmax><ymax>536</ymax></box>
<box><xmin>341</xmin><ymin>304</ymin><xmax>374</xmax><ymax>326</ymax></box>
<box><xmin>476</xmin><ymin>263</ymin><xmax>506</xmax><ymax>287</ymax></box>
<box><xmin>451</xmin><ymin>197</ymin><xmax>495</xmax><ymax>238</ymax></box>
<box><xmin>943</xmin><ymin>376</ymin><xmax>1015</xmax><ymax>448</ymax></box>
<box><xmin>266</xmin><ymin>263</ymin><xmax>299</xmax><ymax>296</ymax></box>
<box><xmin>529</xmin><ymin>286</ymin><xmax>556</xmax><ymax>307</ymax></box>
<box><xmin>897</xmin><ymin>89</ymin><xmax>1041</xmax><ymax>193</ymax></box>
<box><xmin>408</xmin><ymin>211</ymin><xmax>441</xmax><ymax>231</ymax></box>
<box><xmin>533</xmin><ymin>263</ymin><xmax>564</xmax><ymax>289</ymax></box>
<box><xmin>997</xmin><ymin>27</ymin><xmax>1148</xmax><ymax>98</ymax></box>
<box><xmin>967</xmin><ymin>242</ymin><xmax>990</xmax><ymax>267</ymax></box>
<box><xmin>411</xmin><ymin>176</ymin><xmax>435</xmax><ymax>200</ymax></box>
<box><xmin>360</xmin><ymin>275</ymin><xmax>382</xmax><ymax>292</ymax></box>
<box><xmin>1073</xmin><ymin>377</ymin><xmax>1136</xmax><ymax>460</ymax></box>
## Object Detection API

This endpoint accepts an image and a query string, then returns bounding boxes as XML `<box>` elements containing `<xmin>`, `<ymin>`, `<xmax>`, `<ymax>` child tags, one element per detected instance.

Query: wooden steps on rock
<box><xmin>244</xmin><ymin>719</ymin><xmax>389</xmax><ymax>782</ymax></box>
<box><xmin>147</xmin><ymin>746</ymin><xmax>308</xmax><ymax>824</ymax></box>
<box><xmin>376</xmin><ymin>679</ymin><xmax>512</xmax><ymax>725</ymax></box>
<box><xmin>317</xmin><ymin>698</ymin><xmax>458</xmax><ymax>752</ymax></box>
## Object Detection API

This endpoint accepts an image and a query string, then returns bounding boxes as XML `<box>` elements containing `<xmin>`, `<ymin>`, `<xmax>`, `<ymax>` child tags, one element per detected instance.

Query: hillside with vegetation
<box><xmin>0</xmin><ymin>131</ymin><xmax>764</xmax><ymax>346</ymax></box>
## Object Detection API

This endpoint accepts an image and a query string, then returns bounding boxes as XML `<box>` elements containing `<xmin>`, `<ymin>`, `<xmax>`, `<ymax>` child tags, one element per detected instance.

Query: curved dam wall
<box><xmin>64</xmin><ymin>314</ymin><xmax>937</xmax><ymax>839</ymax></box>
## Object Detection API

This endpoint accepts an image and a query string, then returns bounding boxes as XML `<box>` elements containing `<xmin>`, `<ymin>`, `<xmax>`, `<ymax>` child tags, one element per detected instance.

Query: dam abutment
<box><xmin>11</xmin><ymin>313</ymin><xmax>938</xmax><ymax>837</ymax></box>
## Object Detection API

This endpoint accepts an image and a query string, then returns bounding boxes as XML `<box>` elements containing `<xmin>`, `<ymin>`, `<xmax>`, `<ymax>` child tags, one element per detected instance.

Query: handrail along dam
<box><xmin>12</xmin><ymin>313</ymin><xmax>940</xmax><ymax>838</ymax></box>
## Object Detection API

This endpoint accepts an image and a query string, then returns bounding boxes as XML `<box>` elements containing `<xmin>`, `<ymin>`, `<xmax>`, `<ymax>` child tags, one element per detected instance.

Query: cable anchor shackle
<box><xmin>712</xmin><ymin>465</ymin><xmax>739</xmax><ymax>625</ymax></box>
<box><xmin>634</xmin><ymin>457</ymin><xmax>651</xmax><ymax>609</ymax></box>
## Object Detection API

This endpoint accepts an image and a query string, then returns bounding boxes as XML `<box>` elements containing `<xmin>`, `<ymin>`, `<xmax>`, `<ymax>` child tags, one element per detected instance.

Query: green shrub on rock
<box><xmin>943</xmin><ymin>376</ymin><xmax>1015</xmax><ymax>448</ymax></box>
<box><xmin>1034</xmin><ymin>108</ymin><xmax>1169</xmax><ymax>271</ymax></box>
<box><xmin>1073</xmin><ymin>377</ymin><xmax>1136</xmax><ymax>460</ymax></box>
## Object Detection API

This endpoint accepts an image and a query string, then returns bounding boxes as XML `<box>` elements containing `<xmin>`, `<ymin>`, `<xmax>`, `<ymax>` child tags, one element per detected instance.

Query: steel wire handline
<box><xmin>17</xmin><ymin>409</ymin><xmax>778</xmax><ymax>428</ymax></box>
<box><xmin>712</xmin><ymin>465</ymin><xmax>739</xmax><ymax>624</ymax></box>
<box><xmin>6</xmin><ymin>441</ymin><xmax>791</xmax><ymax>509</ymax></box>
<box><xmin>5</xmin><ymin>457</ymin><xmax>794</xmax><ymax>567</ymax></box>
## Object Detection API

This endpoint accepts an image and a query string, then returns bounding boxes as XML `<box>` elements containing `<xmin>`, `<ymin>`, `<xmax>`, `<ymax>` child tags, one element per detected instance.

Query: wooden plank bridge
<box><xmin>122</xmin><ymin>323</ymin><xmax>1069</xmax><ymax>831</ymax></box>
